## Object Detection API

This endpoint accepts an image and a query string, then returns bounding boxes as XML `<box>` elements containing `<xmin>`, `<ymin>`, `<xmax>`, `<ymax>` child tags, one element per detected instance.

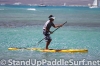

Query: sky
<box><xmin>0</xmin><ymin>0</ymin><xmax>97</xmax><ymax>5</ymax></box>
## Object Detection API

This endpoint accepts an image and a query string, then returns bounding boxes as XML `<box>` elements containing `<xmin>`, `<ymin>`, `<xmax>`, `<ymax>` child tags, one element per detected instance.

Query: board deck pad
<box><xmin>8</xmin><ymin>47</ymin><xmax>88</xmax><ymax>53</ymax></box>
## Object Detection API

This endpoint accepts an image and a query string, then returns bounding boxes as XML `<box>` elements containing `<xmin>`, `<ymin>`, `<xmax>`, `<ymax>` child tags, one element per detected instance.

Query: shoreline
<box><xmin>0</xmin><ymin>4</ymin><xmax>88</xmax><ymax>7</ymax></box>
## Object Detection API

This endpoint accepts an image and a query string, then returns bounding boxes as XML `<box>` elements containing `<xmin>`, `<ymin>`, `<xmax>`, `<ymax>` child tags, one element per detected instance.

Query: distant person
<box><xmin>43</xmin><ymin>15</ymin><xmax>63</xmax><ymax>50</ymax></box>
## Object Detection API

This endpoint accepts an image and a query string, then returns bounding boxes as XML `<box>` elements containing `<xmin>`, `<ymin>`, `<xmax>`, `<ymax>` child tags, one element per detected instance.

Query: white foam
<box><xmin>0</xmin><ymin>9</ymin><xmax>4</xmax><ymax>10</ymax></box>
<box><xmin>13</xmin><ymin>2</ymin><xmax>22</xmax><ymax>5</ymax></box>
<box><xmin>27</xmin><ymin>8</ymin><xmax>36</xmax><ymax>11</ymax></box>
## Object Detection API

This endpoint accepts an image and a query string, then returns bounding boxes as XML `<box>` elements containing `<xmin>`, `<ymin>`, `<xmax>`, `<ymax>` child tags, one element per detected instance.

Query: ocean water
<box><xmin>0</xmin><ymin>5</ymin><xmax>100</xmax><ymax>66</ymax></box>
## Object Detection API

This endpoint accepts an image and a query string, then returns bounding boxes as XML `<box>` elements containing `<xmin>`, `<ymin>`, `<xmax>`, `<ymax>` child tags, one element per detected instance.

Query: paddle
<box><xmin>35</xmin><ymin>21</ymin><xmax>67</xmax><ymax>46</ymax></box>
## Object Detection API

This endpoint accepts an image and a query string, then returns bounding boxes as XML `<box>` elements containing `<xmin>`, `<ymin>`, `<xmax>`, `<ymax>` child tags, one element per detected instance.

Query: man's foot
<box><xmin>45</xmin><ymin>48</ymin><xmax>49</xmax><ymax>50</ymax></box>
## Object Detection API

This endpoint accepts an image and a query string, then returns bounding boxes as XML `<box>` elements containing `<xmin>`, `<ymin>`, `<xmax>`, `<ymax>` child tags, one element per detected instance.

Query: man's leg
<box><xmin>46</xmin><ymin>39</ymin><xmax>51</xmax><ymax>49</ymax></box>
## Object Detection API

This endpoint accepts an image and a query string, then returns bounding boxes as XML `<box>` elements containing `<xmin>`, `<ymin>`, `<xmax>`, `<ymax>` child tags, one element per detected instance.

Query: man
<box><xmin>43</xmin><ymin>15</ymin><xmax>63</xmax><ymax>50</ymax></box>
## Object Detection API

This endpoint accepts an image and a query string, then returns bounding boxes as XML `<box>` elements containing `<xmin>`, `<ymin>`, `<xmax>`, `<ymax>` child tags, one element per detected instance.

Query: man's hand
<box><xmin>50</xmin><ymin>31</ymin><xmax>53</xmax><ymax>34</ymax></box>
<box><xmin>59</xmin><ymin>24</ymin><xmax>63</xmax><ymax>27</ymax></box>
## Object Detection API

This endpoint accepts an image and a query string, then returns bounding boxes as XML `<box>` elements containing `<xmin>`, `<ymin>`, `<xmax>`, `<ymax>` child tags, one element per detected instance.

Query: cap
<box><xmin>50</xmin><ymin>17</ymin><xmax>55</xmax><ymax>19</ymax></box>
<box><xmin>48</xmin><ymin>15</ymin><xmax>55</xmax><ymax>20</ymax></box>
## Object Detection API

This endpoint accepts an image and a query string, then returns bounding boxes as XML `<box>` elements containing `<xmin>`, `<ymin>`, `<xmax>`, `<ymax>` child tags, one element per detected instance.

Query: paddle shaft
<box><xmin>36</xmin><ymin>21</ymin><xmax>67</xmax><ymax>45</ymax></box>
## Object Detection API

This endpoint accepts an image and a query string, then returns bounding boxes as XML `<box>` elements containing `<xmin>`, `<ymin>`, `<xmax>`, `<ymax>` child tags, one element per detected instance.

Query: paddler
<box><xmin>43</xmin><ymin>15</ymin><xmax>63</xmax><ymax>50</ymax></box>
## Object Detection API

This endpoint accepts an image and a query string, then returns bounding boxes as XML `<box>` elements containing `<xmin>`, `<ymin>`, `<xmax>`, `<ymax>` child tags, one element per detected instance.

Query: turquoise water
<box><xmin>0</xmin><ymin>5</ymin><xmax>100</xmax><ymax>66</ymax></box>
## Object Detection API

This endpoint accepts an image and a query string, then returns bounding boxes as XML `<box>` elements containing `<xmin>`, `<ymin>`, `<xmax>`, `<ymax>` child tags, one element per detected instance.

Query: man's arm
<box><xmin>53</xmin><ymin>24</ymin><xmax>63</xmax><ymax>28</ymax></box>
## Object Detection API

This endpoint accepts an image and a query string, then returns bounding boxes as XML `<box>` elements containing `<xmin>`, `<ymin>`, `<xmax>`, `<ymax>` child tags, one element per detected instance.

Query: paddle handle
<box><xmin>36</xmin><ymin>21</ymin><xmax>67</xmax><ymax>45</ymax></box>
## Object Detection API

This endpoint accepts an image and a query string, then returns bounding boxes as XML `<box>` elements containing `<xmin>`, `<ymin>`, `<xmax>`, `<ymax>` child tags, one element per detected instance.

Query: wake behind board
<box><xmin>8</xmin><ymin>47</ymin><xmax>88</xmax><ymax>53</ymax></box>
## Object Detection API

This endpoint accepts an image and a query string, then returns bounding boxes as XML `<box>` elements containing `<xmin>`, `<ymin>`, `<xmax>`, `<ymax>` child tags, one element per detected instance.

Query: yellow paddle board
<box><xmin>8</xmin><ymin>47</ymin><xmax>40</xmax><ymax>50</ymax></box>
<box><xmin>38</xmin><ymin>49</ymin><xmax>88</xmax><ymax>53</ymax></box>
<box><xmin>8</xmin><ymin>47</ymin><xmax>88</xmax><ymax>53</ymax></box>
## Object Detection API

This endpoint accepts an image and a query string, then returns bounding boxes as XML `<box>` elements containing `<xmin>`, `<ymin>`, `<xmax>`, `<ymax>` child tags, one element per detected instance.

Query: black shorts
<box><xmin>43</xmin><ymin>30</ymin><xmax>52</xmax><ymax>42</ymax></box>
